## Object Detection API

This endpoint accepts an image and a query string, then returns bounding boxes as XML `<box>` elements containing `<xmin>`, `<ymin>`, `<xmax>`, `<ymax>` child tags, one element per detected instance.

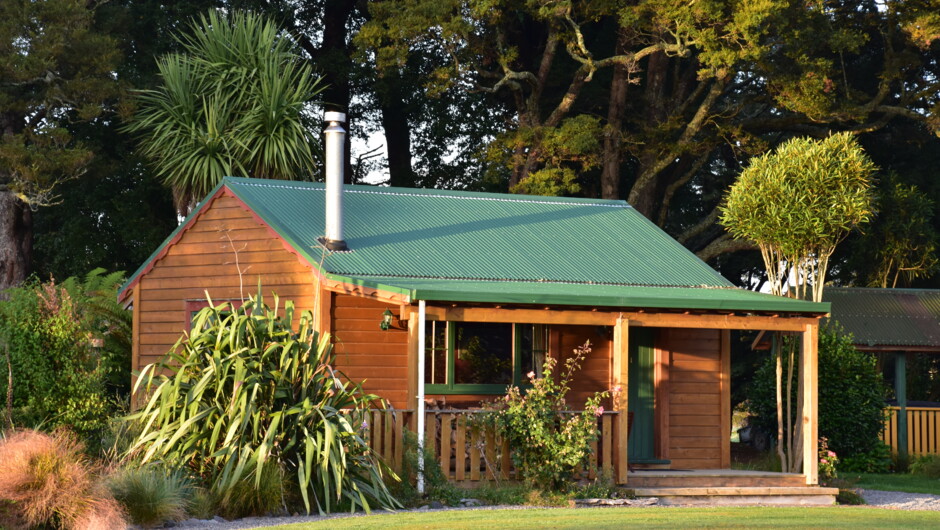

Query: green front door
<box><xmin>627</xmin><ymin>327</ymin><xmax>656</xmax><ymax>461</ymax></box>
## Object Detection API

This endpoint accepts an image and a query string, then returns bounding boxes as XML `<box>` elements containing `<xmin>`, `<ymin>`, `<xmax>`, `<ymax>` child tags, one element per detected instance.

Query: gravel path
<box><xmin>168</xmin><ymin>491</ymin><xmax>940</xmax><ymax>529</ymax></box>
<box><xmin>858</xmin><ymin>489</ymin><xmax>940</xmax><ymax>510</ymax></box>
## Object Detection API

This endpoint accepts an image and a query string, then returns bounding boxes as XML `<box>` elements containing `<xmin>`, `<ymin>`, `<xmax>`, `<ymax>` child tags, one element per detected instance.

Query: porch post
<box><xmin>802</xmin><ymin>322</ymin><xmax>819</xmax><ymax>485</ymax></box>
<box><xmin>895</xmin><ymin>352</ymin><xmax>908</xmax><ymax>462</ymax></box>
<box><xmin>612</xmin><ymin>315</ymin><xmax>629</xmax><ymax>484</ymax></box>
<box><xmin>416</xmin><ymin>300</ymin><xmax>427</xmax><ymax>494</ymax></box>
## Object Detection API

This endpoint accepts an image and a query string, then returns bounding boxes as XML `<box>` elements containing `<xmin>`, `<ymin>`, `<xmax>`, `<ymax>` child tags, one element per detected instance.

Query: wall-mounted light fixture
<box><xmin>380</xmin><ymin>308</ymin><xmax>394</xmax><ymax>330</ymax></box>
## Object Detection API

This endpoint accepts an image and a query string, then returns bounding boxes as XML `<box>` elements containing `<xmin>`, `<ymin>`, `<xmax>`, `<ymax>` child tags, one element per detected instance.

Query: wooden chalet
<box><xmin>119</xmin><ymin>118</ymin><xmax>835</xmax><ymax>503</ymax></box>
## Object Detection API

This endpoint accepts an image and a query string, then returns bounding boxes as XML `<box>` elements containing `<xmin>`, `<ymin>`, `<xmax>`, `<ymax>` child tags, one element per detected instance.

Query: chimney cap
<box><xmin>324</xmin><ymin>111</ymin><xmax>346</xmax><ymax>123</ymax></box>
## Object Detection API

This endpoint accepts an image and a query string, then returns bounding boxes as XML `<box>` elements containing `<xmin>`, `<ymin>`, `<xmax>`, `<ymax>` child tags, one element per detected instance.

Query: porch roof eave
<box><xmin>327</xmin><ymin>273</ymin><xmax>829</xmax><ymax>316</ymax></box>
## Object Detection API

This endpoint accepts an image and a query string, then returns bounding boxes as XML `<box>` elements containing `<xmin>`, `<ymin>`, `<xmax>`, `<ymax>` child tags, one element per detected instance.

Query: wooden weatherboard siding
<box><xmin>135</xmin><ymin>195</ymin><xmax>317</xmax><ymax>371</ymax></box>
<box><xmin>330</xmin><ymin>293</ymin><xmax>409</xmax><ymax>409</ymax></box>
<box><xmin>662</xmin><ymin>328</ymin><xmax>727</xmax><ymax>469</ymax></box>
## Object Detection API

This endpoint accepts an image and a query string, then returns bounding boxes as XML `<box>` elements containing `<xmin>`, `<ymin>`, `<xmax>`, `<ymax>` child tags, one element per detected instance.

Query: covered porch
<box><xmin>385</xmin><ymin>301</ymin><xmax>826</xmax><ymax>490</ymax></box>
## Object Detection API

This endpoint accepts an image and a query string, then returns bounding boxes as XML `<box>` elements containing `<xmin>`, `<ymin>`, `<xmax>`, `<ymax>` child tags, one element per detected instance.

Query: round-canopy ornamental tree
<box><xmin>720</xmin><ymin>132</ymin><xmax>876</xmax><ymax>302</ymax></box>
<box><xmin>720</xmin><ymin>132</ymin><xmax>875</xmax><ymax>472</ymax></box>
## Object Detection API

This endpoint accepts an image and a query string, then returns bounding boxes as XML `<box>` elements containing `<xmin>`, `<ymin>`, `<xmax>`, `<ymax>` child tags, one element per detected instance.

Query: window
<box><xmin>185</xmin><ymin>299</ymin><xmax>245</xmax><ymax>329</ymax></box>
<box><xmin>424</xmin><ymin>321</ymin><xmax>550</xmax><ymax>394</ymax></box>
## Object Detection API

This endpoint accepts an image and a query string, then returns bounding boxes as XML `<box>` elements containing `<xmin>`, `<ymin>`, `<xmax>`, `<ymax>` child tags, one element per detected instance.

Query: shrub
<box><xmin>487</xmin><ymin>341</ymin><xmax>607</xmax><ymax>491</ymax></box>
<box><xmin>126</xmin><ymin>291</ymin><xmax>400</xmax><ymax>515</ymax></box>
<box><xmin>0</xmin><ymin>429</ymin><xmax>126</xmax><ymax>529</ymax></box>
<box><xmin>0</xmin><ymin>269</ymin><xmax>130</xmax><ymax>445</ymax></box>
<box><xmin>391</xmin><ymin>430</ymin><xmax>461</xmax><ymax>507</ymax></box>
<box><xmin>838</xmin><ymin>442</ymin><xmax>891</xmax><ymax>473</ymax></box>
<box><xmin>748</xmin><ymin>325</ymin><xmax>886</xmax><ymax>460</ymax></box>
<box><xmin>909</xmin><ymin>454</ymin><xmax>940</xmax><ymax>478</ymax></box>
<box><xmin>817</xmin><ymin>437</ymin><xmax>838</xmax><ymax>485</ymax></box>
<box><xmin>215</xmin><ymin>463</ymin><xmax>287</xmax><ymax>519</ymax></box>
<box><xmin>108</xmin><ymin>466</ymin><xmax>190</xmax><ymax>527</ymax></box>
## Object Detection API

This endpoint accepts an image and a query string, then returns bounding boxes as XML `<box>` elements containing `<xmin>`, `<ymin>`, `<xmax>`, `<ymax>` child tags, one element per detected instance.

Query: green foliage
<box><xmin>865</xmin><ymin>176</ymin><xmax>939</xmax><ymax>288</ymax></box>
<box><xmin>124</xmin><ymin>10</ymin><xmax>323</xmax><ymax>211</ymax></box>
<box><xmin>0</xmin><ymin>429</ymin><xmax>126</xmax><ymax>529</ymax></box>
<box><xmin>487</xmin><ymin>341</ymin><xmax>607</xmax><ymax>491</ymax></box>
<box><xmin>909</xmin><ymin>454</ymin><xmax>940</xmax><ymax>479</ymax></box>
<box><xmin>108</xmin><ymin>466</ymin><xmax>191</xmax><ymax>527</ymax></box>
<box><xmin>721</xmin><ymin>133</ymin><xmax>875</xmax><ymax>301</ymax></box>
<box><xmin>0</xmin><ymin>0</ymin><xmax>121</xmax><ymax>209</ymax></box>
<box><xmin>836</xmin><ymin>488</ymin><xmax>866</xmax><ymax>505</ymax></box>
<box><xmin>748</xmin><ymin>325</ymin><xmax>886</xmax><ymax>460</ymax></box>
<box><xmin>392</xmin><ymin>430</ymin><xmax>462</xmax><ymax>507</ymax></box>
<box><xmin>818</xmin><ymin>437</ymin><xmax>839</xmax><ymax>485</ymax></box>
<box><xmin>215</xmin><ymin>463</ymin><xmax>287</xmax><ymax>519</ymax></box>
<box><xmin>572</xmin><ymin>470</ymin><xmax>618</xmax><ymax>500</ymax></box>
<box><xmin>470</xmin><ymin>483</ymin><xmax>530</xmax><ymax>506</ymax></box>
<box><xmin>0</xmin><ymin>270</ymin><xmax>129</xmax><ymax>443</ymax></box>
<box><xmin>839</xmin><ymin>443</ymin><xmax>892</xmax><ymax>474</ymax></box>
<box><xmin>126</xmin><ymin>291</ymin><xmax>400</xmax><ymax>515</ymax></box>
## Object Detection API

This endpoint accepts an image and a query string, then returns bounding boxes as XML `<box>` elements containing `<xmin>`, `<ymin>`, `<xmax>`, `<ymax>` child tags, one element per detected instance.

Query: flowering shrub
<box><xmin>818</xmin><ymin>437</ymin><xmax>839</xmax><ymax>484</ymax></box>
<box><xmin>488</xmin><ymin>341</ymin><xmax>608</xmax><ymax>491</ymax></box>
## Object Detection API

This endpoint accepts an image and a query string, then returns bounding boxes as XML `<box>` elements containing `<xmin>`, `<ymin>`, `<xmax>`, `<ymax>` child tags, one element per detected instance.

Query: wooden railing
<box><xmin>363</xmin><ymin>409</ymin><xmax>623</xmax><ymax>482</ymax></box>
<box><xmin>882</xmin><ymin>406</ymin><xmax>940</xmax><ymax>456</ymax></box>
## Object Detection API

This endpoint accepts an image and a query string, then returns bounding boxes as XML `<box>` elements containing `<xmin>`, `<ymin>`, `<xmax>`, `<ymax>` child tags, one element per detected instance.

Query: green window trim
<box><xmin>424</xmin><ymin>321</ymin><xmax>549</xmax><ymax>395</ymax></box>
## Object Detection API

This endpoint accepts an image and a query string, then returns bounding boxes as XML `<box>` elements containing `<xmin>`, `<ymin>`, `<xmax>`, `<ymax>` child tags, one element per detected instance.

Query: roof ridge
<box><xmin>330</xmin><ymin>272</ymin><xmax>734</xmax><ymax>290</ymax></box>
<box><xmin>225</xmin><ymin>177</ymin><xmax>632</xmax><ymax>209</ymax></box>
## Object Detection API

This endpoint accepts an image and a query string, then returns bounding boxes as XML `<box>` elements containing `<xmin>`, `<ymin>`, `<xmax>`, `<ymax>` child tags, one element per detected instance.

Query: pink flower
<box><xmin>828</xmin><ymin>451</ymin><xmax>836</xmax><ymax>458</ymax></box>
<box><xmin>820</xmin><ymin>458</ymin><xmax>828</xmax><ymax>464</ymax></box>
<box><xmin>595</xmin><ymin>406</ymin><xmax>604</xmax><ymax>417</ymax></box>
<box><xmin>527</xmin><ymin>371</ymin><xmax>536</xmax><ymax>380</ymax></box>
<box><xmin>612</xmin><ymin>385</ymin><xmax>622</xmax><ymax>394</ymax></box>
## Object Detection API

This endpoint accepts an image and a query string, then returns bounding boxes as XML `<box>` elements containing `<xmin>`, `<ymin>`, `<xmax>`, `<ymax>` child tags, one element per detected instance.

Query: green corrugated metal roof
<box><xmin>120</xmin><ymin>177</ymin><xmax>829</xmax><ymax>314</ymax></box>
<box><xmin>325</xmin><ymin>275</ymin><xmax>826</xmax><ymax>312</ymax></box>
<box><xmin>228</xmin><ymin>178</ymin><xmax>729</xmax><ymax>287</ymax></box>
<box><xmin>823</xmin><ymin>288</ymin><xmax>940</xmax><ymax>348</ymax></box>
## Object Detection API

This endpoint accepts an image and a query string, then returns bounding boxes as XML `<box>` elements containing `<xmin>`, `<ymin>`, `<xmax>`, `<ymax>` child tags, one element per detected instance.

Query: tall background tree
<box><xmin>0</xmin><ymin>0</ymin><xmax>121</xmax><ymax>291</ymax></box>
<box><xmin>358</xmin><ymin>0</ymin><xmax>940</xmax><ymax>279</ymax></box>
<box><xmin>8</xmin><ymin>0</ymin><xmax>940</xmax><ymax>292</ymax></box>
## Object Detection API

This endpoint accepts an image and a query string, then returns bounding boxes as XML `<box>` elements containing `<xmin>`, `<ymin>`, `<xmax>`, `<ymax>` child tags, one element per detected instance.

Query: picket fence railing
<box><xmin>882</xmin><ymin>406</ymin><xmax>940</xmax><ymax>456</ymax></box>
<box><xmin>362</xmin><ymin>409</ymin><xmax>623</xmax><ymax>482</ymax></box>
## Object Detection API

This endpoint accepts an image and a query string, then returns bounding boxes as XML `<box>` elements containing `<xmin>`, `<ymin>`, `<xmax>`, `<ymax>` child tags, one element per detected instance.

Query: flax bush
<box><xmin>488</xmin><ymin>341</ymin><xmax>607</xmax><ymax>491</ymax></box>
<box><xmin>126</xmin><ymin>292</ymin><xmax>400</xmax><ymax>515</ymax></box>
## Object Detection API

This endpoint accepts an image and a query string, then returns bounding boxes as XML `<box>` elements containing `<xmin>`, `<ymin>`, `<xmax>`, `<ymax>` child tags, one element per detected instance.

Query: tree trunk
<box><xmin>600</xmin><ymin>29</ymin><xmax>631</xmax><ymax>200</ymax></box>
<box><xmin>378</xmin><ymin>72</ymin><xmax>415</xmax><ymax>188</ymax></box>
<box><xmin>321</xmin><ymin>0</ymin><xmax>356</xmax><ymax>183</ymax></box>
<box><xmin>0</xmin><ymin>190</ymin><xmax>32</xmax><ymax>293</ymax></box>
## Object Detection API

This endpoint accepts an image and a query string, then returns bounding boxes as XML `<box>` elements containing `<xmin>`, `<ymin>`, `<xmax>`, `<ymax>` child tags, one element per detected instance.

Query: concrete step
<box><xmin>627</xmin><ymin>473</ymin><xmax>807</xmax><ymax>488</ymax></box>
<box><xmin>624</xmin><ymin>486</ymin><xmax>839</xmax><ymax>506</ymax></box>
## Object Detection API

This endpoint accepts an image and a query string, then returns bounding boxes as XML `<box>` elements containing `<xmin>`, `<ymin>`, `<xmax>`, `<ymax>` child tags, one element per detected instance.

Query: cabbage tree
<box><xmin>124</xmin><ymin>11</ymin><xmax>322</xmax><ymax>213</ymax></box>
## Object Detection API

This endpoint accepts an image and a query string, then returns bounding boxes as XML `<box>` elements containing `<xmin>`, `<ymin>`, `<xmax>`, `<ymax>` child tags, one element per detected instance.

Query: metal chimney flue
<box><xmin>323</xmin><ymin>111</ymin><xmax>348</xmax><ymax>251</ymax></box>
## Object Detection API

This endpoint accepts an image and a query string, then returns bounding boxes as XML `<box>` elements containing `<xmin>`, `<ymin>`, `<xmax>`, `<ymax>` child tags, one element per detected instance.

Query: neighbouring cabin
<box><xmin>824</xmin><ymin>287</ymin><xmax>940</xmax><ymax>458</ymax></box>
<box><xmin>120</xmin><ymin>176</ymin><xmax>831</xmax><ymax>501</ymax></box>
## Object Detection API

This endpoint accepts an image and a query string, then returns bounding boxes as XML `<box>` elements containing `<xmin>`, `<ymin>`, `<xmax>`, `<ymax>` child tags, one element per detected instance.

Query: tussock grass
<box><xmin>108</xmin><ymin>466</ymin><xmax>190</xmax><ymax>527</ymax></box>
<box><xmin>0</xmin><ymin>429</ymin><xmax>125</xmax><ymax>529</ymax></box>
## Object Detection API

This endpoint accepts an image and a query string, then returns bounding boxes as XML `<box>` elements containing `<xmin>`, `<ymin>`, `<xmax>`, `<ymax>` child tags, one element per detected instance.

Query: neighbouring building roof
<box><xmin>823</xmin><ymin>287</ymin><xmax>940</xmax><ymax>350</ymax></box>
<box><xmin>120</xmin><ymin>177</ymin><xmax>828</xmax><ymax>314</ymax></box>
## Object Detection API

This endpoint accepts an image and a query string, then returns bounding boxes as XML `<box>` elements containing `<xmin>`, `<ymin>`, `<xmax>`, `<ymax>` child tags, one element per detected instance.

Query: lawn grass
<box><xmin>264</xmin><ymin>507</ymin><xmax>940</xmax><ymax>529</ymax></box>
<box><xmin>843</xmin><ymin>472</ymin><xmax>940</xmax><ymax>495</ymax></box>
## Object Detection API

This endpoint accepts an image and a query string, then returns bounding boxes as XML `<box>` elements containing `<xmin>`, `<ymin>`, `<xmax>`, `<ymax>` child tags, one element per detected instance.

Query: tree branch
<box><xmin>695</xmin><ymin>234</ymin><xmax>756</xmax><ymax>261</ymax></box>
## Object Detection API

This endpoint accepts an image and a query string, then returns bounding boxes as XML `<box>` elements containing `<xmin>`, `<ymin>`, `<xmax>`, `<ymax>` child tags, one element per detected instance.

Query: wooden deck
<box><xmin>625</xmin><ymin>469</ymin><xmax>837</xmax><ymax>505</ymax></box>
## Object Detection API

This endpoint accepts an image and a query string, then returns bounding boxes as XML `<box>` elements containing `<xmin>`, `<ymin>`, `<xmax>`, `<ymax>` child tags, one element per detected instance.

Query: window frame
<box><xmin>424</xmin><ymin>321</ymin><xmax>549</xmax><ymax>395</ymax></box>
